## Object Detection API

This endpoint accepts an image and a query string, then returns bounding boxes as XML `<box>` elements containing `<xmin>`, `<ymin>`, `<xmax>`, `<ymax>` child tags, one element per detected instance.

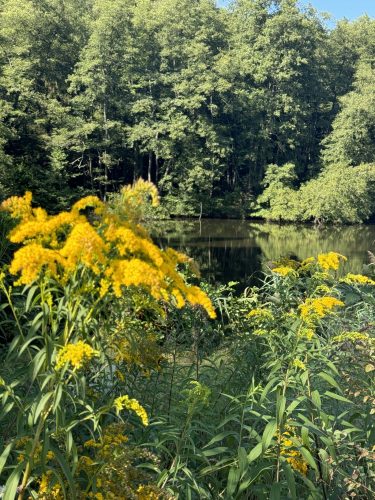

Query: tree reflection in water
<box><xmin>151</xmin><ymin>219</ymin><xmax>375</xmax><ymax>289</ymax></box>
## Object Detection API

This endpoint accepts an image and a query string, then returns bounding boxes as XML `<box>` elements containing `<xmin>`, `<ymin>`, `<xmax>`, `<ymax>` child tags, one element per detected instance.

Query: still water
<box><xmin>152</xmin><ymin>220</ymin><xmax>375</xmax><ymax>288</ymax></box>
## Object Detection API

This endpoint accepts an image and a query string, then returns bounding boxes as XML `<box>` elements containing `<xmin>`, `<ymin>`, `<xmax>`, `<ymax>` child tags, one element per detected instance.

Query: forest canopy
<box><xmin>0</xmin><ymin>0</ymin><xmax>374</xmax><ymax>222</ymax></box>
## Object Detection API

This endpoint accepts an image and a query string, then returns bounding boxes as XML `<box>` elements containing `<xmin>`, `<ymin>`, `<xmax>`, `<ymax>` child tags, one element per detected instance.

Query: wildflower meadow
<box><xmin>0</xmin><ymin>184</ymin><xmax>373</xmax><ymax>499</ymax></box>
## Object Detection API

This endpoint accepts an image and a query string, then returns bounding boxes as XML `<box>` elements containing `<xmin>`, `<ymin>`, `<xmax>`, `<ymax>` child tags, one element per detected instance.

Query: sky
<box><xmin>216</xmin><ymin>1</ymin><xmax>375</xmax><ymax>22</ymax></box>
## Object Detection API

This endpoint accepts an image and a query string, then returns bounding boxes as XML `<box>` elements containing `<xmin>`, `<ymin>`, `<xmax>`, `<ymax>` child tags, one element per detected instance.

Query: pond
<box><xmin>152</xmin><ymin>219</ymin><xmax>375</xmax><ymax>289</ymax></box>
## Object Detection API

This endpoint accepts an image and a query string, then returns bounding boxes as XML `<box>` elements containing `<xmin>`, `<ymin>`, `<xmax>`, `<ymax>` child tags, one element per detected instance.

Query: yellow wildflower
<box><xmin>60</xmin><ymin>221</ymin><xmax>108</xmax><ymax>274</ymax></box>
<box><xmin>272</xmin><ymin>258</ymin><xmax>300</xmax><ymax>270</ymax></box>
<box><xmin>315</xmin><ymin>284</ymin><xmax>332</xmax><ymax>294</ymax></box>
<box><xmin>332</xmin><ymin>332</ymin><xmax>370</xmax><ymax>344</ymax></box>
<box><xmin>293</xmin><ymin>359</ymin><xmax>306</xmax><ymax>370</ymax></box>
<box><xmin>1</xmin><ymin>191</ymin><xmax>33</xmax><ymax>221</ymax></box>
<box><xmin>317</xmin><ymin>252</ymin><xmax>347</xmax><ymax>271</ymax></box>
<box><xmin>340</xmin><ymin>274</ymin><xmax>375</xmax><ymax>286</ymax></box>
<box><xmin>248</xmin><ymin>308</ymin><xmax>274</xmax><ymax>320</ymax></box>
<box><xmin>56</xmin><ymin>341</ymin><xmax>98</xmax><ymax>370</ymax></box>
<box><xmin>253</xmin><ymin>329</ymin><xmax>268</xmax><ymax>336</ymax></box>
<box><xmin>272</xmin><ymin>266</ymin><xmax>296</xmax><ymax>277</ymax></box>
<box><xmin>71</xmin><ymin>195</ymin><xmax>105</xmax><ymax>215</ymax></box>
<box><xmin>37</xmin><ymin>471</ymin><xmax>63</xmax><ymax>499</ymax></box>
<box><xmin>287</xmin><ymin>453</ymin><xmax>309</xmax><ymax>475</ymax></box>
<box><xmin>114</xmin><ymin>395</ymin><xmax>149</xmax><ymax>426</ymax></box>
<box><xmin>2</xmin><ymin>189</ymin><xmax>216</xmax><ymax>319</ymax></box>
<box><xmin>121</xmin><ymin>178</ymin><xmax>160</xmax><ymax>209</ymax></box>
<box><xmin>299</xmin><ymin>296</ymin><xmax>344</xmax><ymax>320</ymax></box>
<box><xmin>279</xmin><ymin>427</ymin><xmax>308</xmax><ymax>475</ymax></box>
<box><xmin>136</xmin><ymin>485</ymin><xmax>160</xmax><ymax>500</ymax></box>
<box><xmin>298</xmin><ymin>327</ymin><xmax>315</xmax><ymax>340</ymax></box>
<box><xmin>9</xmin><ymin>244</ymin><xmax>64</xmax><ymax>285</ymax></box>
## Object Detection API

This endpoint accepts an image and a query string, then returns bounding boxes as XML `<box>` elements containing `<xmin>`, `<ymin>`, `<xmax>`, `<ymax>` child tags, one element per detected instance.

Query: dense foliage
<box><xmin>0</xmin><ymin>185</ymin><xmax>215</xmax><ymax>499</ymax></box>
<box><xmin>0</xmin><ymin>189</ymin><xmax>374</xmax><ymax>498</ymax></box>
<box><xmin>0</xmin><ymin>0</ymin><xmax>374</xmax><ymax>221</ymax></box>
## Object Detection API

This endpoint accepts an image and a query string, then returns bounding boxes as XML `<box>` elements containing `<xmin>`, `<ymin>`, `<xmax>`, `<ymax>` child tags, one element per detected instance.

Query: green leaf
<box><xmin>318</xmin><ymin>372</ymin><xmax>341</xmax><ymax>392</ymax></box>
<box><xmin>311</xmin><ymin>390</ymin><xmax>321</xmax><ymax>410</ymax></box>
<box><xmin>260</xmin><ymin>377</ymin><xmax>279</xmax><ymax>402</ymax></box>
<box><xmin>226</xmin><ymin>466</ymin><xmax>240</xmax><ymax>497</ymax></box>
<box><xmin>203</xmin><ymin>431</ymin><xmax>238</xmax><ymax>448</ymax></box>
<box><xmin>276</xmin><ymin>393</ymin><xmax>286</xmax><ymax>425</ymax></box>
<box><xmin>301</xmin><ymin>426</ymin><xmax>310</xmax><ymax>448</ymax></box>
<box><xmin>202</xmin><ymin>446</ymin><xmax>228</xmax><ymax>457</ymax></box>
<box><xmin>4</xmin><ymin>463</ymin><xmax>24</xmax><ymax>500</ymax></box>
<box><xmin>318</xmin><ymin>448</ymin><xmax>330</xmax><ymax>482</ymax></box>
<box><xmin>49</xmin><ymin>445</ymin><xmax>77</xmax><ymax>498</ymax></box>
<box><xmin>248</xmin><ymin>442</ymin><xmax>262</xmax><ymax>463</ymax></box>
<box><xmin>0</xmin><ymin>442</ymin><xmax>14</xmax><ymax>476</ymax></box>
<box><xmin>25</xmin><ymin>285</ymin><xmax>39</xmax><ymax>312</ymax></box>
<box><xmin>262</xmin><ymin>420</ymin><xmax>277</xmax><ymax>453</ymax></box>
<box><xmin>31</xmin><ymin>348</ymin><xmax>47</xmax><ymax>382</ymax></box>
<box><xmin>34</xmin><ymin>392</ymin><xmax>53</xmax><ymax>424</ymax></box>
<box><xmin>53</xmin><ymin>384</ymin><xmax>63</xmax><ymax>413</ymax></box>
<box><xmin>238</xmin><ymin>447</ymin><xmax>248</xmax><ymax>476</ymax></box>
<box><xmin>283</xmin><ymin>461</ymin><xmax>297</xmax><ymax>499</ymax></box>
<box><xmin>300</xmin><ymin>447</ymin><xmax>318</xmax><ymax>472</ymax></box>
<box><xmin>270</xmin><ymin>482</ymin><xmax>281</xmax><ymax>500</ymax></box>
<box><xmin>324</xmin><ymin>391</ymin><xmax>352</xmax><ymax>404</ymax></box>
<box><xmin>286</xmin><ymin>396</ymin><xmax>306</xmax><ymax>415</ymax></box>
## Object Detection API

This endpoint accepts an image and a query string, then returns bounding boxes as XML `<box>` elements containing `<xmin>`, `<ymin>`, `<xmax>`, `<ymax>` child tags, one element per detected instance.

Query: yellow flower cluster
<box><xmin>253</xmin><ymin>329</ymin><xmax>268</xmax><ymax>336</ymax></box>
<box><xmin>299</xmin><ymin>296</ymin><xmax>344</xmax><ymax>321</ymax></box>
<box><xmin>301</xmin><ymin>257</ymin><xmax>315</xmax><ymax>267</ymax></box>
<box><xmin>293</xmin><ymin>359</ymin><xmax>306</xmax><ymax>370</ymax></box>
<box><xmin>332</xmin><ymin>332</ymin><xmax>371</xmax><ymax>344</ymax></box>
<box><xmin>272</xmin><ymin>266</ymin><xmax>296</xmax><ymax>277</ymax></box>
<box><xmin>298</xmin><ymin>327</ymin><xmax>315</xmax><ymax>340</ymax></box>
<box><xmin>121</xmin><ymin>178</ymin><xmax>159</xmax><ymax>208</ymax></box>
<box><xmin>272</xmin><ymin>258</ymin><xmax>300</xmax><ymax>270</ymax></box>
<box><xmin>317</xmin><ymin>252</ymin><xmax>347</xmax><ymax>271</ymax></box>
<box><xmin>248</xmin><ymin>308</ymin><xmax>274</xmax><ymax>320</ymax></box>
<box><xmin>38</xmin><ymin>471</ymin><xmax>63</xmax><ymax>499</ymax></box>
<box><xmin>84</xmin><ymin>429</ymin><xmax>128</xmax><ymax>455</ymax></box>
<box><xmin>114</xmin><ymin>395</ymin><xmax>149</xmax><ymax>426</ymax></box>
<box><xmin>1</xmin><ymin>185</ymin><xmax>216</xmax><ymax>318</ymax></box>
<box><xmin>1</xmin><ymin>191</ymin><xmax>33</xmax><ymax>220</ymax></box>
<box><xmin>279</xmin><ymin>427</ymin><xmax>308</xmax><ymax>475</ymax></box>
<box><xmin>136</xmin><ymin>485</ymin><xmax>161</xmax><ymax>500</ymax></box>
<box><xmin>56</xmin><ymin>341</ymin><xmax>98</xmax><ymax>370</ymax></box>
<box><xmin>340</xmin><ymin>274</ymin><xmax>375</xmax><ymax>286</ymax></box>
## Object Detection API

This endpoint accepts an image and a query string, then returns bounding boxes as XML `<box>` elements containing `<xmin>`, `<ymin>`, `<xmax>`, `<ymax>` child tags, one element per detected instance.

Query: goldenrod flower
<box><xmin>340</xmin><ymin>274</ymin><xmax>375</xmax><ymax>286</ymax></box>
<box><xmin>9</xmin><ymin>244</ymin><xmax>64</xmax><ymax>285</ymax></box>
<box><xmin>56</xmin><ymin>341</ymin><xmax>98</xmax><ymax>370</ymax></box>
<box><xmin>332</xmin><ymin>332</ymin><xmax>370</xmax><ymax>343</ymax></box>
<box><xmin>299</xmin><ymin>296</ymin><xmax>344</xmax><ymax>320</ymax></box>
<box><xmin>317</xmin><ymin>252</ymin><xmax>346</xmax><ymax>271</ymax></box>
<box><xmin>248</xmin><ymin>308</ymin><xmax>274</xmax><ymax>320</ymax></box>
<box><xmin>272</xmin><ymin>266</ymin><xmax>296</xmax><ymax>277</ymax></box>
<box><xmin>253</xmin><ymin>329</ymin><xmax>268</xmax><ymax>336</ymax></box>
<box><xmin>298</xmin><ymin>327</ymin><xmax>315</xmax><ymax>340</ymax></box>
<box><xmin>136</xmin><ymin>485</ymin><xmax>160</xmax><ymax>499</ymax></box>
<box><xmin>2</xmin><ymin>189</ymin><xmax>216</xmax><ymax>318</ymax></box>
<box><xmin>279</xmin><ymin>427</ymin><xmax>308</xmax><ymax>475</ymax></box>
<box><xmin>293</xmin><ymin>359</ymin><xmax>306</xmax><ymax>370</ymax></box>
<box><xmin>1</xmin><ymin>191</ymin><xmax>33</xmax><ymax>221</ymax></box>
<box><xmin>114</xmin><ymin>395</ymin><xmax>149</xmax><ymax>426</ymax></box>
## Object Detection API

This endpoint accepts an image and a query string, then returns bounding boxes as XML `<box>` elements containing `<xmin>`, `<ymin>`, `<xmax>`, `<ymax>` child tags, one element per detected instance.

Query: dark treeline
<box><xmin>0</xmin><ymin>0</ymin><xmax>374</xmax><ymax>222</ymax></box>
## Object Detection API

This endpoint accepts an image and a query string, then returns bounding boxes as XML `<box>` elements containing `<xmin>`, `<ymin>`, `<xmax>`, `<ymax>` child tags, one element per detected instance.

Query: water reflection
<box><xmin>151</xmin><ymin>220</ymin><xmax>375</xmax><ymax>288</ymax></box>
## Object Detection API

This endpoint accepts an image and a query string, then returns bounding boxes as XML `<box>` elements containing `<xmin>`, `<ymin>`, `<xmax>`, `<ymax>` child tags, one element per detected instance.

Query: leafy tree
<box><xmin>323</xmin><ymin>62</ymin><xmax>375</xmax><ymax>166</ymax></box>
<box><xmin>253</xmin><ymin>163</ymin><xmax>300</xmax><ymax>221</ymax></box>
